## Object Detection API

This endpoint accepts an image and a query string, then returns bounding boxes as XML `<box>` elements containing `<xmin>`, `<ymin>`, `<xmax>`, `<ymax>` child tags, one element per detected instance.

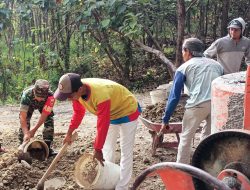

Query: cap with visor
<box><xmin>54</xmin><ymin>73</ymin><xmax>82</xmax><ymax>101</ymax></box>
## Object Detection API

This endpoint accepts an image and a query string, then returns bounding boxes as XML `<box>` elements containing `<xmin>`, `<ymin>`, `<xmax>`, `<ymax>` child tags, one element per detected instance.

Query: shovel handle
<box><xmin>36</xmin><ymin>131</ymin><xmax>78</xmax><ymax>190</ymax></box>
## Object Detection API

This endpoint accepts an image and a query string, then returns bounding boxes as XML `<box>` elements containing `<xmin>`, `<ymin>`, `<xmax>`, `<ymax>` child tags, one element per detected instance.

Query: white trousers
<box><xmin>176</xmin><ymin>101</ymin><xmax>211</xmax><ymax>164</ymax></box>
<box><xmin>103</xmin><ymin>120</ymin><xmax>138</xmax><ymax>190</ymax></box>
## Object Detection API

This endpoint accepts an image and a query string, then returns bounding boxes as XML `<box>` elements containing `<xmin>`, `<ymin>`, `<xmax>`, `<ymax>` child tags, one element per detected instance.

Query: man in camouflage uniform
<box><xmin>19</xmin><ymin>79</ymin><xmax>57</xmax><ymax>156</ymax></box>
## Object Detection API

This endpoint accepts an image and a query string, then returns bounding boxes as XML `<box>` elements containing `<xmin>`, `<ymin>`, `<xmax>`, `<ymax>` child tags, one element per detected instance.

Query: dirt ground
<box><xmin>0</xmin><ymin>92</ymin><xmax>200</xmax><ymax>190</ymax></box>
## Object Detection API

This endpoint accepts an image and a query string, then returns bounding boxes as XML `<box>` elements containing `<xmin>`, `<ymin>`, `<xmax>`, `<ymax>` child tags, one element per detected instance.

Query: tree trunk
<box><xmin>124</xmin><ymin>38</ymin><xmax>133</xmax><ymax>79</ymax></box>
<box><xmin>221</xmin><ymin>0</ymin><xmax>229</xmax><ymax>37</ymax></box>
<box><xmin>43</xmin><ymin>11</ymin><xmax>48</xmax><ymax>43</ymax></box>
<box><xmin>38</xmin><ymin>11</ymin><xmax>43</xmax><ymax>43</ymax></box>
<box><xmin>50</xmin><ymin>10</ymin><xmax>56</xmax><ymax>51</ymax></box>
<box><xmin>212</xmin><ymin>4</ymin><xmax>218</xmax><ymax>40</ymax></box>
<box><xmin>199</xmin><ymin>0</ymin><xmax>206</xmax><ymax>41</ymax></box>
<box><xmin>81</xmin><ymin>32</ymin><xmax>85</xmax><ymax>53</ymax></box>
<box><xmin>204</xmin><ymin>0</ymin><xmax>209</xmax><ymax>39</ymax></box>
<box><xmin>33</xmin><ymin>9</ymin><xmax>40</xmax><ymax>44</ymax></box>
<box><xmin>186</xmin><ymin>11</ymin><xmax>191</xmax><ymax>34</ymax></box>
<box><xmin>64</xmin><ymin>13</ymin><xmax>71</xmax><ymax>71</ymax></box>
<box><xmin>175</xmin><ymin>0</ymin><xmax>185</xmax><ymax>68</ymax></box>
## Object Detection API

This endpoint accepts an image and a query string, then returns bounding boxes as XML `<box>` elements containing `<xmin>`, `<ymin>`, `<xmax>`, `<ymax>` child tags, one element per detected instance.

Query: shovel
<box><xmin>36</xmin><ymin>132</ymin><xmax>78</xmax><ymax>190</ymax></box>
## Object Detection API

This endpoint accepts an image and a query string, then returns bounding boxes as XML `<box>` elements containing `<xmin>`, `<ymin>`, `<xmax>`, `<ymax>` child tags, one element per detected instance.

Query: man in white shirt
<box><xmin>161</xmin><ymin>38</ymin><xmax>223</xmax><ymax>164</ymax></box>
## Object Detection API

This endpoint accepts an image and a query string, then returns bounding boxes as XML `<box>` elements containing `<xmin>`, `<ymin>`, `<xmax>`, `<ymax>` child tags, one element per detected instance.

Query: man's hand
<box><xmin>158</xmin><ymin>123</ymin><xmax>170</xmax><ymax>136</ymax></box>
<box><xmin>93</xmin><ymin>149</ymin><xmax>105</xmax><ymax>166</ymax></box>
<box><xmin>63</xmin><ymin>133</ymin><xmax>73</xmax><ymax>145</ymax></box>
<box><xmin>23</xmin><ymin>131</ymin><xmax>31</xmax><ymax>142</ymax></box>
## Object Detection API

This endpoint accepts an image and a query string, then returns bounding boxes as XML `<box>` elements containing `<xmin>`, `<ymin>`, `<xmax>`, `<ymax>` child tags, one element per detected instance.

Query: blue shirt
<box><xmin>162</xmin><ymin>57</ymin><xmax>223</xmax><ymax>124</ymax></box>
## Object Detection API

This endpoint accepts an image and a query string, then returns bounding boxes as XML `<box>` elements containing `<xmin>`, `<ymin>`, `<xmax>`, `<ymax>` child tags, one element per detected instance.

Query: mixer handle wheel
<box><xmin>130</xmin><ymin>162</ymin><xmax>231</xmax><ymax>190</ymax></box>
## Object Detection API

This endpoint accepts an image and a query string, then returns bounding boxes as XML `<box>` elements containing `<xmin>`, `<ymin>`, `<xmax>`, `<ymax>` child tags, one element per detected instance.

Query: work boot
<box><xmin>45</xmin><ymin>141</ymin><xmax>58</xmax><ymax>157</ymax></box>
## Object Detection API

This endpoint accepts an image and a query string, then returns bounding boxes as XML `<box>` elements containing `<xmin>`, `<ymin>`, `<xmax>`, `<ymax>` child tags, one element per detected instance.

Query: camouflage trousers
<box><xmin>18</xmin><ymin>108</ymin><xmax>54</xmax><ymax>144</ymax></box>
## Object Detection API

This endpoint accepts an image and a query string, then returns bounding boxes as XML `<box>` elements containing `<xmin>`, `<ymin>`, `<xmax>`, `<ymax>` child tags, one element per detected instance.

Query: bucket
<box><xmin>21</xmin><ymin>139</ymin><xmax>49</xmax><ymax>161</ymax></box>
<box><xmin>150</xmin><ymin>89</ymin><xmax>167</xmax><ymax>104</ymax></box>
<box><xmin>74</xmin><ymin>153</ymin><xmax>120</xmax><ymax>190</ymax></box>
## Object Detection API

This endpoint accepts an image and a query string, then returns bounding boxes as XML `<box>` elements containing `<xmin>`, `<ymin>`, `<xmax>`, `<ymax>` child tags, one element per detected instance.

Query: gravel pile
<box><xmin>141</xmin><ymin>103</ymin><xmax>185</xmax><ymax>123</ymax></box>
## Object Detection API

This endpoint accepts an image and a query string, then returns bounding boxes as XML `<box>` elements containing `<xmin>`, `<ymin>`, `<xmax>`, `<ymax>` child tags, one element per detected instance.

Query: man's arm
<box><xmin>94</xmin><ymin>100</ymin><xmax>111</xmax><ymax>150</ymax></box>
<box><xmin>30</xmin><ymin>96</ymin><xmax>55</xmax><ymax>136</ymax></box>
<box><xmin>20</xmin><ymin>111</ymin><xmax>30</xmax><ymax>141</ymax></box>
<box><xmin>64</xmin><ymin>100</ymin><xmax>85</xmax><ymax>144</ymax></box>
<box><xmin>162</xmin><ymin>71</ymin><xmax>185</xmax><ymax>124</ymax></box>
<box><xmin>204</xmin><ymin>41</ymin><xmax>218</xmax><ymax>58</ymax></box>
<box><xmin>245</xmin><ymin>43</ymin><xmax>250</xmax><ymax>66</ymax></box>
<box><xmin>93</xmin><ymin>100</ymin><xmax>111</xmax><ymax>166</ymax></box>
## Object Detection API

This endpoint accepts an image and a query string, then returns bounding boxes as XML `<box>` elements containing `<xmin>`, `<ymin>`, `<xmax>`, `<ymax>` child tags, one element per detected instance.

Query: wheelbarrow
<box><xmin>139</xmin><ymin>116</ymin><xmax>182</xmax><ymax>156</ymax></box>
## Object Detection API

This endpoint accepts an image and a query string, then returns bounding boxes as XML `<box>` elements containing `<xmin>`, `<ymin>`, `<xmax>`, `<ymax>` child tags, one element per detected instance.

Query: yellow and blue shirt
<box><xmin>69</xmin><ymin>78</ymin><xmax>141</xmax><ymax>150</ymax></box>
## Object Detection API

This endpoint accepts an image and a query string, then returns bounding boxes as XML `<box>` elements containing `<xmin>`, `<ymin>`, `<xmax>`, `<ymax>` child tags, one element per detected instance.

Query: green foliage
<box><xmin>163</xmin><ymin>47</ymin><xmax>175</xmax><ymax>57</ymax></box>
<box><xmin>69</xmin><ymin>55</ymin><xmax>95</xmax><ymax>77</ymax></box>
<box><xmin>0</xmin><ymin>2</ymin><xmax>11</xmax><ymax>30</ymax></box>
<box><xmin>0</xmin><ymin>0</ymin><xmax>249</xmax><ymax>103</ymax></box>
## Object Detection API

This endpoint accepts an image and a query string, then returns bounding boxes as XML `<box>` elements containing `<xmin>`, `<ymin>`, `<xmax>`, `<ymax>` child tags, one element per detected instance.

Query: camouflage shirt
<box><xmin>20</xmin><ymin>86</ymin><xmax>55</xmax><ymax>115</ymax></box>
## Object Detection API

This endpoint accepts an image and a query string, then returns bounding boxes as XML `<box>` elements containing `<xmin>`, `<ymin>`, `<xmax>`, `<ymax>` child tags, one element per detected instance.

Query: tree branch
<box><xmin>141</xmin><ymin>24</ymin><xmax>163</xmax><ymax>51</ymax></box>
<box><xmin>186</xmin><ymin>0</ymin><xmax>199</xmax><ymax>13</ymax></box>
<box><xmin>134</xmin><ymin>40</ymin><xmax>176</xmax><ymax>78</ymax></box>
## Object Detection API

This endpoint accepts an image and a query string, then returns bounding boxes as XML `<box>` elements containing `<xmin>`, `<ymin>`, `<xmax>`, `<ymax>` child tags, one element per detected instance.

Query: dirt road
<box><xmin>0</xmin><ymin>92</ymin><xmax>199</xmax><ymax>190</ymax></box>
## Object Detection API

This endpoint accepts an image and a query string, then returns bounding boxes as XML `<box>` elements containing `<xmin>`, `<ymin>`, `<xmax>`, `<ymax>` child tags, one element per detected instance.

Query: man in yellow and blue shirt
<box><xmin>54</xmin><ymin>73</ymin><xmax>141</xmax><ymax>190</ymax></box>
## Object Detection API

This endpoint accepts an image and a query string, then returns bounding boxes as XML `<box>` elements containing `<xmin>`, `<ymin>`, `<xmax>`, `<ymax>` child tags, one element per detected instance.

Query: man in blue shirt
<box><xmin>161</xmin><ymin>38</ymin><xmax>223</xmax><ymax>164</ymax></box>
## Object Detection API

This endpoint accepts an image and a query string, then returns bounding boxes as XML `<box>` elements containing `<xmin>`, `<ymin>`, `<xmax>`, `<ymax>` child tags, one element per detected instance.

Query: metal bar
<box><xmin>244</xmin><ymin>65</ymin><xmax>250</xmax><ymax>130</ymax></box>
<box><xmin>130</xmin><ymin>162</ymin><xmax>232</xmax><ymax>190</ymax></box>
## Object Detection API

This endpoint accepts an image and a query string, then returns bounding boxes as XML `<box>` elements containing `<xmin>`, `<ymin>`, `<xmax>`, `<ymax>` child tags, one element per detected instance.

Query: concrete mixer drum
<box><xmin>191</xmin><ymin>130</ymin><xmax>250</xmax><ymax>190</ymax></box>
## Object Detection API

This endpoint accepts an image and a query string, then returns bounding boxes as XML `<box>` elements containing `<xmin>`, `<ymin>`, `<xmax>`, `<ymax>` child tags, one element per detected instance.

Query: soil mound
<box><xmin>141</xmin><ymin>103</ymin><xmax>185</xmax><ymax>123</ymax></box>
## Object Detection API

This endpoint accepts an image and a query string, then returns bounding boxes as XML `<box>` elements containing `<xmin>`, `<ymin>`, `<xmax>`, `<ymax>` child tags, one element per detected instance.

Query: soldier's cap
<box><xmin>54</xmin><ymin>73</ymin><xmax>82</xmax><ymax>101</ymax></box>
<box><xmin>34</xmin><ymin>79</ymin><xmax>50</xmax><ymax>98</ymax></box>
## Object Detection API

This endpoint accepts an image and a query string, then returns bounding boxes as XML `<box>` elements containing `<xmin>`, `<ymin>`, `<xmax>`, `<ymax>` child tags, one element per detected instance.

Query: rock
<box><xmin>21</xmin><ymin>160</ymin><xmax>32</xmax><ymax>169</ymax></box>
<box><xmin>2</xmin><ymin>180</ymin><xmax>8</xmax><ymax>184</ymax></box>
<box><xmin>143</xmin><ymin>158</ymin><xmax>150</xmax><ymax>164</ymax></box>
